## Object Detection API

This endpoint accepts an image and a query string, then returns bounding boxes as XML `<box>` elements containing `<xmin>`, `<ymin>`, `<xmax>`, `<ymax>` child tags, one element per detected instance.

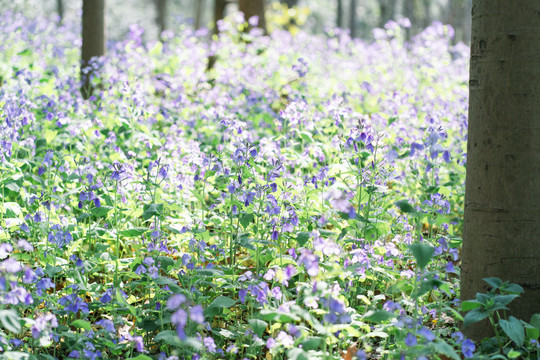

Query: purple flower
<box><xmin>2</xmin><ymin>258</ymin><xmax>22</xmax><ymax>273</ymax></box>
<box><xmin>189</xmin><ymin>305</ymin><xmax>204</xmax><ymax>324</ymax></box>
<box><xmin>404</xmin><ymin>333</ymin><xmax>417</xmax><ymax>347</ymax></box>
<box><xmin>418</xmin><ymin>327</ymin><xmax>435</xmax><ymax>342</ymax></box>
<box><xmin>167</xmin><ymin>294</ymin><xmax>186</xmax><ymax>310</ymax></box>
<box><xmin>239</xmin><ymin>288</ymin><xmax>248</xmax><ymax>304</ymax></box>
<box><xmin>133</xmin><ymin>336</ymin><xmax>144</xmax><ymax>352</ymax></box>
<box><xmin>203</xmin><ymin>337</ymin><xmax>217</xmax><ymax>353</ymax></box>
<box><xmin>266</xmin><ymin>337</ymin><xmax>277</xmax><ymax>349</ymax></box>
<box><xmin>96</xmin><ymin>319</ymin><xmax>115</xmax><ymax>332</ymax></box>
<box><xmin>0</xmin><ymin>243</ymin><xmax>13</xmax><ymax>259</ymax></box>
<box><xmin>298</xmin><ymin>250</ymin><xmax>319</xmax><ymax>277</ymax></box>
<box><xmin>462</xmin><ymin>339</ymin><xmax>475</xmax><ymax>358</ymax></box>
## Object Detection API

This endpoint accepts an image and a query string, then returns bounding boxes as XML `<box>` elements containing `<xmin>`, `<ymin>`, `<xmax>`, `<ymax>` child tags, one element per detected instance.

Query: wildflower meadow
<box><xmin>1</xmin><ymin>8</ymin><xmax>538</xmax><ymax>360</ymax></box>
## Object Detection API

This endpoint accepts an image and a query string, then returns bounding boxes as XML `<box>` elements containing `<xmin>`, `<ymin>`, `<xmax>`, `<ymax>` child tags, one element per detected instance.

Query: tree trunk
<box><xmin>349</xmin><ymin>0</ymin><xmax>357</xmax><ymax>38</ymax></box>
<box><xmin>461</xmin><ymin>0</ymin><xmax>540</xmax><ymax>342</ymax></box>
<box><xmin>154</xmin><ymin>0</ymin><xmax>168</xmax><ymax>37</ymax></box>
<box><xmin>379</xmin><ymin>0</ymin><xmax>397</xmax><ymax>28</ymax></box>
<box><xmin>81</xmin><ymin>0</ymin><xmax>105</xmax><ymax>99</ymax></box>
<box><xmin>194</xmin><ymin>0</ymin><xmax>205</xmax><ymax>30</ymax></box>
<box><xmin>238</xmin><ymin>0</ymin><xmax>267</xmax><ymax>33</ymax></box>
<box><xmin>281</xmin><ymin>0</ymin><xmax>298</xmax><ymax>7</ymax></box>
<box><xmin>463</xmin><ymin>0</ymin><xmax>472</xmax><ymax>44</ymax></box>
<box><xmin>213</xmin><ymin>0</ymin><xmax>227</xmax><ymax>36</ymax></box>
<box><xmin>403</xmin><ymin>0</ymin><xmax>417</xmax><ymax>40</ymax></box>
<box><xmin>336</xmin><ymin>0</ymin><xmax>343</xmax><ymax>28</ymax></box>
<box><xmin>56</xmin><ymin>0</ymin><xmax>64</xmax><ymax>23</ymax></box>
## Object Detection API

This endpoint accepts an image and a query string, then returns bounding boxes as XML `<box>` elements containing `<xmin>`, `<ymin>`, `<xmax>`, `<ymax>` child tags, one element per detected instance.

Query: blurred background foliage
<box><xmin>0</xmin><ymin>0</ymin><xmax>472</xmax><ymax>44</ymax></box>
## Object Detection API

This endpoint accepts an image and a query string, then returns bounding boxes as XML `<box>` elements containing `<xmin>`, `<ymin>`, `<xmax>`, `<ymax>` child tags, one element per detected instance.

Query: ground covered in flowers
<box><xmin>0</xmin><ymin>10</ymin><xmax>480</xmax><ymax>360</ymax></box>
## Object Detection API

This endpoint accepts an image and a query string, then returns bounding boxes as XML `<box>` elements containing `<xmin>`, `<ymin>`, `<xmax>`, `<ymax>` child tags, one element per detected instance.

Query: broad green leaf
<box><xmin>483</xmin><ymin>277</ymin><xmax>503</xmax><ymax>289</ymax></box>
<box><xmin>248</xmin><ymin>319</ymin><xmax>268</xmax><ymax>337</ymax></box>
<box><xmin>155</xmin><ymin>330</ymin><xmax>183</xmax><ymax>346</ymax></box>
<box><xmin>507</xmin><ymin>350</ymin><xmax>522</xmax><ymax>359</ymax></box>
<box><xmin>0</xmin><ymin>310</ymin><xmax>22</xmax><ymax>333</ymax></box>
<box><xmin>240</xmin><ymin>213</ymin><xmax>254</xmax><ymax>228</ymax></box>
<box><xmin>363</xmin><ymin>310</ymin><xmax>396</xmax><ymax>323</ymax></box>
<box><xmin>119</xmin><ymin>227</ymin><xmax>149</xmax><ymax>237</ymax></box>
<box><xmin>461</xmin><ymin>300</ymin><xmax>482</xmax><ymax>312</ymax></box>
<box><xmin>207</xmin><ymin>296</ymin><xmax>235</xmax><ymax>309</ymax></box>
<box><xmin>127</xmin><ymin>355</ymin><xmax>153</xmax><ymax>360</ymax></box>
<box><xmin>463</xmin><ymin>308</ymin><xmax>490</xmax><ymax>329</ymax></box>
<box><xmin>500</xmin><ymin>316</ymin><xmax>525</xmax><ymax>346</ymax></box>
<box><xmin>296</xmin><ymin>232</ymin><xmax>310</xmax><ymax>247</ymax></box>
<box><xmin>408</xmin><ymin>243</ymin><xmax>434</xmax><ymax>270</ymax></box>
<box><xmin>71</xmin><ymin>319</ymin><xmax>92</xmax><ymax>331</ymax></box>
<box><xmin>2</xmin><ymin>352</ymin><xmax>30</xmax><ymax>360</ymax></box>
<box><xmin>493</xmin><ymin>294</ymin><xmax>519</xmax><ymax>307</ymax></box>
<box><xmin>530</xmin><ymin>313</ymin><xmax>540</xmax><ymax>330</ymax></box>
<box><xmin>143</xmin><ymin>203</ymin><xmax>163</xmax><ymax>220</ymax></box>
<box><xmin>431</xmin><ymin>341</ymin><xmax>460</xmax><ymax>360</ymax></box>
<box><xmin>300</xmin><ymin>337</ymin><xmax>322</xmax><ymax>351</ymax></box>
<box><xmin>90</xmin><ymin>206</ymin><xmax>112</xmax><ymax>217</ymax></box>
<box><xmin>394</xmin><ymin>200</ymin><xmax>415</xmax><ymax>213</ymax></box>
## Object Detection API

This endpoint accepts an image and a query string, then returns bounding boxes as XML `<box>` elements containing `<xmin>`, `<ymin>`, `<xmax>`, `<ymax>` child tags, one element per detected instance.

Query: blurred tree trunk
<box><xmin>403</xmin><ymin>0</ymin><xmax>417</xmax><ymax>40</ymax></box>
<box><xmin>238</xmin><ymin>0</ymin><xmax>267</xmax><ymax>33</ymax></box>
<box><xmin>336</xmin><ymin>0</ymin><xmax>343</xmax><ymax>28</ymax></box>
<box><xmin>56</xmin><ymin>0</ymin><xmax>64</xmax><ymax>23</ymax></box>
<box><xmin>281</xmin><ymin>0</ymin><xmax>298</xmax><ymax>7</ymax></box>
<box><xmin>461</xmin><ymin>0</ymin><xmax>540</xmax><ymax>341</ymax></box>
<box><xmin>463</xmin><ymin>0</ymin><xmax>472</xmax><ymax>44</ymax></box>
<box><xmin>349</xmin><ymin>0</ymin><xmax>357</xmax><ymax>37</ymax></box>
<box><xmin>213</xmin><ymin>0</ymin><xmax>227</xmax><ymax>35</ymax></box>
<box><xmin>379</xmin><ymin>0</ymin><xmax>397</xmax><ymax>27</ymax></box>
<box><xmin>154</xmin><ymin>0</ymin><xmax>168</xmax><ymax>36</ymax></box>
<box><xmin>81</xmin><ymin>0</ymin><xmax>105</xmax><ymax>99</ymax></box>
<box><xmin>421</xmin><ymin>0</ymin><xmax>430</xmax><ymax>28</ymax></box>
<box><xmin>194</xmin><ymin>0</ymin><xmax>205</xmax><ymax>30</ymax></box>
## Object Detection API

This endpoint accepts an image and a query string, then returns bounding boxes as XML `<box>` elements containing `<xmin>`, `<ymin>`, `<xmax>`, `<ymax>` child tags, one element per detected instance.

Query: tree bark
<box><xmin>336</xmin><ymin>0</ymin><xmax>343</xmax><ymax>29</ymax></box>
<box><xmin>349</xmin><ymin>0</ymin><xmax>357</xmax><ymax>38</ymax></box>
<box><xmin>461</xmin><ymin>0</ymin><xmax>540</xmax><ymax>341</ymax></box>
<box><xmin>56</xmin><ymin>0</ymin><xmax>64</xmax><ymax>23</ymax></box>
<box><xmin>379</xmin><ymin>0</ymin><xmax>397</xmax><ymax>28</ymax></box>
<box><xmin>238</xmin><ymin>0</ymin><xmax>267</xmax><ymax>33</ymax></box>
<box><xmin>213</xmin><ymin>0</ymin><xmax>227</xmax><ymax>36</ymax></box>
<box><xmin>81</xmin><ymin>0</ymin><xmax>105</xmax><ymax>99</ymax></box>
<box><xmin>154</xmin><ymin>0</ymin><xmax>168</xmax><ymax>37</ymax></box>
<box><xmin>194</xmin><ymin>0</ymin><xmax>205</xmax><ymax>30</ymax></box>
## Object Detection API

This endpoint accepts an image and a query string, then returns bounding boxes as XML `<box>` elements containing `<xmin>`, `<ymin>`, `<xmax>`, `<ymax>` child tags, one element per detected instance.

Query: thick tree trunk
<box><xmin>336</xmin><ymin>0</ymin><xmax>343</xmax><ymax>29</ymax></box>
<box><xmin>81</xmin><ymin>0</ymin><xmax>105</xmax><ymax>99</ymax></box>
<box><xmin>194</xmin><ymin>0</ymin><xmax>205</xmax><ymax>30</ymax></box>
<box><xmin>238</xmin><ymin>0</ymin><xmax>267</xmax><ymax>33</ymax></box>
<box><xmin>154</xmin><ymin>0</ymin><xmax>168</xmax><ymax>36</ymax></box>
<box><xmin>349</xmin><ymin>0</ymin><xmax>357</xmax><ymax>38</ymax></box>
<box><xmin>56</xmin><ymin>0</ymin><xmax>64</xmax><ymax>23</ymax></box>
<box><xmin>461</xmin><ymin>0</ymin><xmax>540</xmax><ymax>342</ymax></box>
<box><xmin>379</xmin><ymin>0</ymin><xmax>397</xmax><ymax>28</ymax></box>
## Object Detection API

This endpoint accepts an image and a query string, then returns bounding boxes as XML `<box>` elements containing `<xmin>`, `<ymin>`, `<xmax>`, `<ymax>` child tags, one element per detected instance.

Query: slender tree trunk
<box><xmin>194</xmin><ymin>0</ymin><xmax>205</xmax><ymax>30</ymax></box>
<box><xmin>81</xmin><ymin>0</ymin><xmax>105</xmax><ymax>99</ymax></box>
<box><xmin>349</xmin><ymin>0</ymin><xmax>357</xmax><ymax>38</ymax></box>
<box><xmin>56</xmin><ymin>0</ymin><xmax>64</xmax><ymax>23</ymax></box>
<box><xmin>336</xmin><ymin>0</ymin><xmax>343</xmax><ymax>28</ymax></box>
<box><xmin>379</xmin><ymin>0</ymin><xmax>397</xmax><ymax>28</ymax></box>
<box><xmin>403</xmin><ymin>0</ymin><xmax>417</xmax><ymax>40</ymax></box>
<box><xmin>213</xmin><ymin>0</ymin><xmax>227</xmax><ymax>36</ymax></box>
<box><xmin>463</xmin><ymin>0</ymin><xmax>472</xmax><ymax>44</ymax></box>
<box><xmin>238</xmin><ymin>0</ymin><xmax>267</xmax><ymax>33</ymax></box>
<box><xmin>154</xmin><ymin>0</ymin><xmax>168</xmax><ymax>37</ymax></box>
<box><xmin>461</xmin><ymin>0</ymin><xmax>540</xmax><ymax>342</ymax></box>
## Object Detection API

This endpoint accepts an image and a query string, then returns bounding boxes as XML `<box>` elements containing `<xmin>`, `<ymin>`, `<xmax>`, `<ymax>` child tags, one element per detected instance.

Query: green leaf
<box><xmin>155</xmin><ymin>330</ymin><xmax>183</xmax><ymax>347</ymax></box>
<box><xmin>240</xmin><ymin>213</ymin><xmax>254</xmax><ymax>228</ymax></box>
<box><xmin>287</xmin><ymin>348</ymin><xmax>311</xmax><ymax>360</ymax></box>
<box><xmin>0</xmin><ymin>310</ymin><xmax>22</xmax><ymax>333</ymax></box>
<box><xmin>90</xmin><ymin>206</ymin><xmax>112</xmax><ymax>217</ymax></box>
<box><xmin>505</xmin><ymin>283</ymin><xmax>524</xmax><ymax>294</ymax></box>
<box><xmin>3</xmin><ymin>202</ymin><xmax>22</xmax><ymax>217</ymax></box>
<box><xmin>127</xmin><ymin>355</ymin><xmax>153</xmax><ymax>360</ymax></box>
<box><xmin>119</xmin><ymin>227</ymin><xmax>149</xmax><ymax>237</ymax></box>
<box><xmin>248</xmin><ymin>319</ymin><xmax>268</xmax><ymax>337</ymax></box>
<box><xmin>507</xmin><ymin>350</ymin><xmax>522</xmax><ymax>359</ymax></box>
<box><xmin>461</xmin><ymin>300</ymin><xmax>482</xmax><ymax>312</ymax></box>
<box><xmin>300</xmin><ymin>337</ymin><xmax>322</xmax><ymax>351</ymax></box>
<box><xmin>500</xmin><ymin>316</ymin><xmax>525</xmax><ymax>346</ymax></box>
<box><xmin>363</xmin><ymin>310</ymin><xmax>396</xmax><ymax>323</ymax></box>
<box><xmin>431</xmin><ymin>341</ymin><xmax>460</xmax><ymax>360</ymax></box>
<box><xmin>463</xmin><ymin>308</ymin><xmax>490</xmax><ymax>329</ymax></box>
<box><xmin>483</xmin><ymin>277</ymin><xmax>503</xmax><ymax>289</ymax></box>
<box><xmin>414</xmin><ymin>278</ymin><xmax>444</xmax><ymax>298</ymax></box>
<box><xmin>142</xmin><ymin>203</ymin><xmax>163</xmax><ymax>220</ymax></box>
<box><xmin>530</xmin><ymin>314</ymin><xmax>540</xmax><ymax>330</ymax></box>
<box><xmin>207</xmin><ymin>296</ymin><xmax>235</xmax><ymax>309</ymax></box>
<box><xmin>408</xmin><ymin>243</ymin><xmax>434</xmax><ymax>270</ymax></box>
<box><xmin>493</xmin><ymin>294</ymin><xmax>519</xmax><ymax>307</ymax></box>
<box><xmin>71</xmin><ymin>319</ymin><xmax>92</xmax><ymax>331</ymax></box>
<box><xmin>296</xmin><ymin>232</ymin><xmax>310</xmax><ymax>247</ymax></box>
<box><xmin>394</xmin><ymin>200</ymin><xmax>415</xmax><ymax>213</ymax></box>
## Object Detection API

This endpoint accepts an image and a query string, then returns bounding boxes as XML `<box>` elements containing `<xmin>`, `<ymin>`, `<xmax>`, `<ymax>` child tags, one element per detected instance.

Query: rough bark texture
<box><xmin>349</xmin><ymin>0</ymin><xmax>357</xmax><ymax>38</ymax></box>
<box><xmin>461</xmin><ymin>0</ymin><xmax>540</xmax><ymax>341</ymax></box>
<box><xmin>238</xmin><ymin>0</ymin><xmax>267</xmax><ymax>33</ymax></box>
<box><xmin>336</xmin><ymin>0</ymin><xmax>343</xmax><ymax>29</ymax></box>
<box><xmin>81</xmin><ymin>0</ymin><xmax>105</xmax><ymax>99</ymax></box>
<box><xmin>154</xmin><ymin>0</ymin><xmax>168</xmax><ymax>36</ymax></box>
